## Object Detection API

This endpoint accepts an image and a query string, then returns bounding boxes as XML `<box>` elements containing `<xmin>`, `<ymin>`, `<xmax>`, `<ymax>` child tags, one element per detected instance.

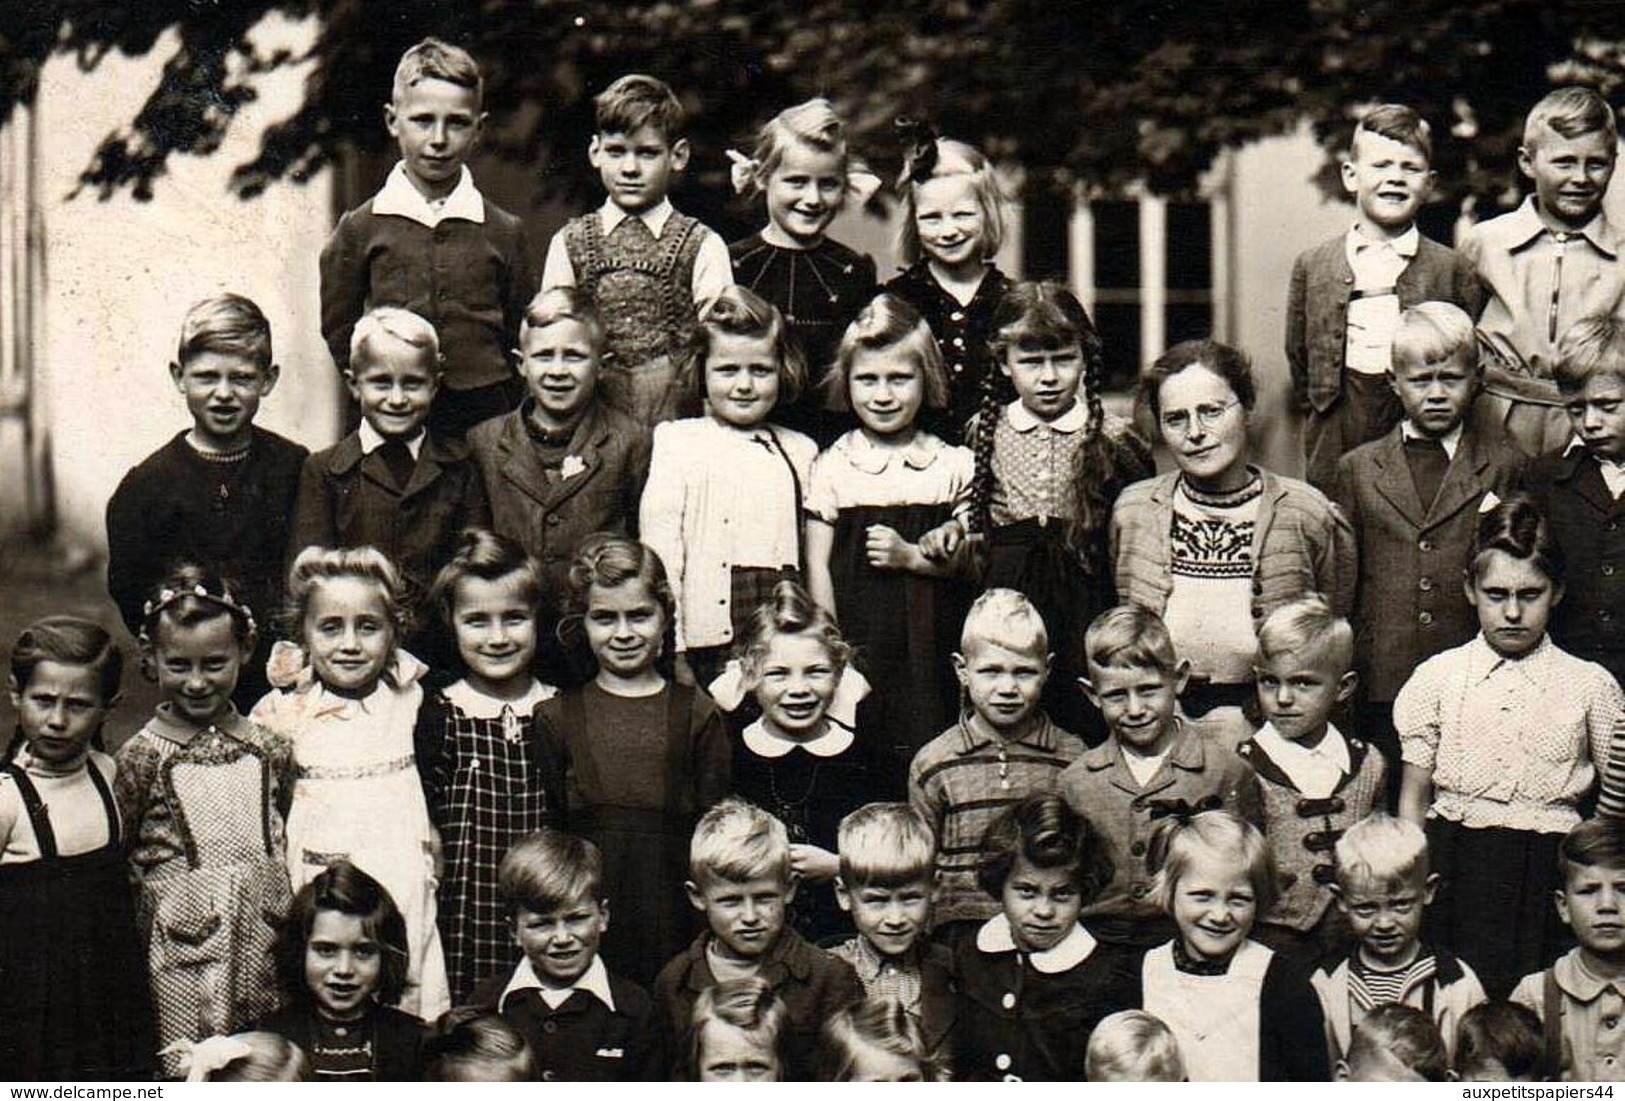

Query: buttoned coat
<box><xmin>1332</xmin><ymin>424</ymin><xmax>1524</xmax><ymax>702</ymax></box>
<box><xmin>466</xmin><ymin>400</ymin><xmax>651</xmax><ymax>607</ymax></box>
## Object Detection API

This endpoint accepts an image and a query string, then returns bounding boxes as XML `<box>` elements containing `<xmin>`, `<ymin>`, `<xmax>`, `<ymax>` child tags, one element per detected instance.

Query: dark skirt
<box><xmin>984</xmin><ymin>519</ymin><xmax>1112</xmax><ymax>744</ymax></box>
<box><xmin>831</xmin><ymin>503</ymin><xmax>968</xmax><ymax>789</ymax></box>
<box><xmin>0</xmin><ymin>848</ymin><xmax>157</xmax><ymax>1080</ymax></box>
<box><xmin>578</xmin><ymin>803</ymin><xmax>695</xmax><ymax>989</ymax></box>
<box><xmin>1424</xmin><ymin>817</ymin><xmax>1568</xmax><ymax>999</ymax></box>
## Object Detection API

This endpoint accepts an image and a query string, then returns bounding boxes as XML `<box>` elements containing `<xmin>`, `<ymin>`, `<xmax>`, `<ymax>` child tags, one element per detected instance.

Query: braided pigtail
<box><xmin>968</xmin><ymin>365</ymin><xmax>1002</xmax><ymax>538</ymax></box>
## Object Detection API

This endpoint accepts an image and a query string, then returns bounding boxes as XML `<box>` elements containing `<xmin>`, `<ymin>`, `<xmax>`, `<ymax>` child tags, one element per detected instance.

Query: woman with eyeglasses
<box><xmin>1110</xmin><ymin>339</ymin><xmax>1356</xmax><ymax>750</ymax></box>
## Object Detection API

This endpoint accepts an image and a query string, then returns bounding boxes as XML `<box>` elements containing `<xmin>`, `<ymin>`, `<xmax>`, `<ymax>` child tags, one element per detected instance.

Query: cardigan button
<box><xmin>1418</xmin><ymin>576</ymin><xmax>1433</xmax><ymax>591</ymax></box>
<box><xmin>1001</xmin><ymin>992</ymin><xmax>1016</xmax><ymax>1009</ymax></box>
<box><xmin>1418</xmin><ymin>611</ymin><xmax>1434</xmax><ymax>626</ymax></box>
<box><xmin>1419</xmin><ymin>538</ymin><xmax>1434</xmax><ymax>552</ymax></box>
<box><xmin>996</xmin><ymin>1054</ymin><xmax>1013</xmax><ymax>1070</ymax></box>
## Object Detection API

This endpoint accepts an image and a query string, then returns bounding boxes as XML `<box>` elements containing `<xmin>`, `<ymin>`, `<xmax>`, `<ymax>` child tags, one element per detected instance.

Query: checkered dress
<box><xmin>420</xmin><ymin>680</ymin><xmax>555</xmax><ymax>1002</ymax></box>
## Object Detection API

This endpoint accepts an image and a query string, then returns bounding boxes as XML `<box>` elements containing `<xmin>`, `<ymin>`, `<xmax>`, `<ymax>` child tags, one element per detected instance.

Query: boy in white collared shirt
<box><xmin>542</xmin><ymin>73</ymin><xmax>733</xmax><ymax>426</ymax></box>
<box><xmin>471</xmin><ymin>829</ymin><xmax>653</xmax><ymax>1082</ymax></box>
<box><xmin>320</xmin><ymin>38</ymin><xmax>534</xmax><ymax>438</ymax></box>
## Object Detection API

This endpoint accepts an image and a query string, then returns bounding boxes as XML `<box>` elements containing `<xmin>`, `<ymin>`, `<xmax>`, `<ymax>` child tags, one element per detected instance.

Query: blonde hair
<box><xmin>520</xmin><ymin>285</ymin><xmax>606</xmax><ymax>350</ymax></box>
<box><xmin>690</xmin><ymin>797</ymin><xmax>791</xmax><ymax>886</ymax></box>
<box><xmin>349</xmin><ymin>305</ymin><xmax>441</xmax><ymax>375</ymax></box>
<box><xmin>1255</xmin><ymin>594</ymin><xmax>1354</xmax><ymax>676</ymax></box>
<box><xmin>734</xmin><ymin>580</ymin><xmax>851</xmax><ymax>689</ymax></box>
<box><xmin>392</xmin><ymin>37</ymin><xmax>483</xmax><ymax>108</ymax></box>
<box><xmin>1334</xmin><ymin>812</ymin><xmax>1430</xmax><ymax>892</ymax></box>
<box><xmin>284</xmin><ymin>545</ymin><xmax>412</xmax><ymax>661</ymax></box>
<box><xmin>681</xmin><ymin>285</ymin><xmax>807</xmax><ymax>413</ymax></box>
<box><xmin>1555</xmin><ymin>314</ymin><xmax>1625</xmax><ymax>392</ymax></box>
<box><xmin>1148</xmin><ymin>809</ymin><xmax>1275</xmax><ymax>915</ymax></box>
<box><xmin>206</xmin><ymin>1032</ymin><xmax>311</xmax><ymax>1082</ymax></box>
<box><xmin>823</xmin><ymin>293</ymin><xmax>949</xmax><ymax>413</ymax></box>
<box><xmin>1086</xmin><ymin>1010</ymin><xmax>1186</xmax><ymax>1082</ymax></box>
<box><xmin>1524</xmin><ymin>86</ymin><xmax>1618</xmax><ymax>150</ymax></box>
<box><xmin>837</xmin><ymin>803</ymin><xmax>936</xmax><ymax>888</ymax></box>
<box><xmin>818</xmin><ymin>998</ymin><xmax>945</xmax><ymax>1081</ymax></box>
<box><xmin>898</xmin><ymin>139</ymin><xmax>1007</xmax><ymax>264</ymax></box>
<box><xmin>739</xmin><ymin>98</ymin><xmax>850</xmax><ymax>199</ymax></box>
<box><xmin>1391</xmin><ymin>301</ymin><xmax>1478</xmax><ymax>371</ymax></box>
<box><xmin>176</xmin><ymin>293</ymin><xmax>272</xmax><ymax>369</ymax></box>
<box><xmin>687</xmin><ymin>978</ymin><xmax>785</xmax><ymax>1081</ymax></box>
<box><xmin>1084</xmin><ymin>604</ymin><xmax>1180</xmax><ymax>676</ymax></box>
<box><xmin>959</xmin><ymin>588</ymin><xmax>1048</xmax><ymax>656</ymax></box>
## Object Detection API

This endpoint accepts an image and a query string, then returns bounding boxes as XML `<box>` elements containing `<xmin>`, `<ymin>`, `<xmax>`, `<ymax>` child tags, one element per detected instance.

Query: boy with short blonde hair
<box><xmin>827</xmin><ymin>803</ymin><xmax>953</xmax><ymax>1059</ymax></box>
<box><xmin>1465</xmin><ymin>86</ymin><xmax>1624</xmax><ymax>457</ymax></box>
<box><xmin>320</xmin><ymin>37</ymin><xmax>533</xmax><ymax>438</ymax></box>
<box><xmin>1530</xmin><ymin>315</ymin><xmax>1625</xmax><ymax>684</ymax></box>
<box><xmin>1060</xmin><ymin>603</ymin><xmax>1262</xmax><ymax>949</ymax></box>
<box><xmin>542</xmin><ymin>74</ymin><xmax>733</xmax><ymax>426</ymax></box>
<box><xmin>1311</xmin><ymin>814</ymin><xmax>1485</xmax><ymax>1065</ymax></box>
<box><xmin>908</xmin><ymin>590</ymin><xmax>1086</xmax><ymax>937</ymax></box>
<box><xmin>650</xmin><ymin>798</ymin><xmax>860</xmax><ymax>1080</ymax></box>
<box><xmin>106</xmin><ymin>293</ymin><xmax>307</xmax><ymax>707</ymax></box>
<box><xmin>1287</xmin><ymin>103</ymin><xmax>1484</xmax><ymax>490</ymax></box>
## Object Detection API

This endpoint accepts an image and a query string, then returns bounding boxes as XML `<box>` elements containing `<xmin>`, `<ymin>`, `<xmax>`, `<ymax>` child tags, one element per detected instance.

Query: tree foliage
<box><xmin>4</xmin><ymin>0</ymin><xmax>1625</xmax><ymax>209</ymax></box>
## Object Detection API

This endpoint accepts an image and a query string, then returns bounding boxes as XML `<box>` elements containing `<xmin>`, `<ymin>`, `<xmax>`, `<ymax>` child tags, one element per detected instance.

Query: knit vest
<box><xmin>1240</xmin><ymin>735</ymin><xmax>1387</xmax><ymax>931</ymax></box>
<box><xmin>563</xmin><ymin>212</ymin><xmax>704</xmax><ymax>369</ymax></box>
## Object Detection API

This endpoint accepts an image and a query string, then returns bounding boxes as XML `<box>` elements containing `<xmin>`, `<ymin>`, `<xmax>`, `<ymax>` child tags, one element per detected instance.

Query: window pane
<box><xmin>1093</xmin><ymin>200</ymin><xmax>1140</xmax><ymax>289</ymax></box>
<box><xmin>1166</xmin><ymin>202</ymin><xmax>1212</xmax><ymax>291</ymax></box>
<box><xmin>1095</xmin><ymin>302</ymin><xmax>1141</xmax><ymax>392</ymax></box>
<box><xmin>1167</xmin><ymin>302</ymin><xmax>1212</xmax><ymax>348</ymax></box>
<box><xmin>1021</xmin><ymin>189</ymin><xmax>1071</xmax><ymax>281</ymax></box>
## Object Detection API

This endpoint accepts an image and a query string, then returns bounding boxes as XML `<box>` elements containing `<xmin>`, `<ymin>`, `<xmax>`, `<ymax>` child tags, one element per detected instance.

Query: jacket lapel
<box><xmin>496</xmin><ymin>415</ymin><xmax>555</xmax><ymax>508</ymax></box>
<box><xmin>1421</xmin><ymin>430</ymin><xmax>1492</xmax><ymax>530</ymax></box>
<box><xmin>1368</xmin><ymin>430</ymin><xmax>1427</xmax><ymax>528</ymax></box>
<box><xmin>535</xmin><ymin>407</ymin><xmax>608</xmax><ymax>513</ymax></box>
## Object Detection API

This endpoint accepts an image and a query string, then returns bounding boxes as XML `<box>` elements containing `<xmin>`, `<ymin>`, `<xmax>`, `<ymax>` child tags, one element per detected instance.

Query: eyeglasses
<box><xmin>1160</xmin><ymin>400</ymin><xmax>1240</xmax><ymax>437</ymax></box>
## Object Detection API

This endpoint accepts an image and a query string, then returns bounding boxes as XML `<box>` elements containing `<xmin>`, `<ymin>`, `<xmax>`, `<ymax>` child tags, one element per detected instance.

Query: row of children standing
<box><xmin>12</xmin><ymin>25</ymin><xmax>1625</xmax><ymax>1081</ymax></box>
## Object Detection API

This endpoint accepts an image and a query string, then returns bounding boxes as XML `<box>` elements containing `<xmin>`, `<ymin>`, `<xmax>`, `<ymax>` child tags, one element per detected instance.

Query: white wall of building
<box><xmin>34</xmin><ymin>14</ymin><xmax>339</xmax><ymax>556</ymax></box>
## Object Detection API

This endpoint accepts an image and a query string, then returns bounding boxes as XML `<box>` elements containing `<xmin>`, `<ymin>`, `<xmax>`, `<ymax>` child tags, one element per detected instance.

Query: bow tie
<box><xmin>1146</xmin><ymin>795</ymin><xmax>1223</xmax><ymax>822</ymax></box>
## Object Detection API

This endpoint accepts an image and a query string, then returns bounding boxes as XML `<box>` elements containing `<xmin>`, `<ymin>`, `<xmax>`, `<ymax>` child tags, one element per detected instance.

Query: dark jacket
<box><xmin>827</xmin><ymin>938</ymin><xmax>957</xmax><ymax>1064</ymax></box>
<box><xmin>466</xmin><ymin>399</ymin><xmax>651</xmax><ymax>612</ymax></box>
<box><xmin>1529</xmin><ymin>445</ymin><xmax>1625</xmax><ymax>685</ymax></box>
<box><xmin>319</xmin><ymin>197</ymin><xmax>533</xmax><ymax>391</ymax></box>
<box><xmin>288</xmin><ymin>429</ymin><xmax>490</xmax><ymax>600</ymax></box>
<box><xmin>106</xmin><ymin>426</ymin><xmax>307</xmax><ymax>638</ymax></box>
<box><xmin>649</xmin><ymin>929</ymin><xmax>862</xmax><ymax>1080</ymax></box>
<box><xmin>470</xmin><ymin>966</ymin><xmax>653</xmax><ymax>1081</ymax></box>
<box><xmin>256</xmin><ymin>1002</ymin><xmax>426</xmax><ymax>1082</ymax></box>
<box><xmin>1286</xmin><ymin>233</ymin><xmax>1484</xmax><ymax>415</ymax></box>
<box><xmin>1333</xmin><ymin>424</ymin><xmax>1525</xmax><ymax>701</ymax></box>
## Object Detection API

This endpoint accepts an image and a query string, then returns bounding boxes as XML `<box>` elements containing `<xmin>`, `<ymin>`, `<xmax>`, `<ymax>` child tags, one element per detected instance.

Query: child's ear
<box><xmin>587</xmin><ymin>134</ymin><xmax>604</xmax><ymax>168</ymax></box>
<box><xmin>1336</xmin><ymin>669</ymin><xmax>1358</xmax><ymax>704</ymax></box>
<box><xmin>598</xmin><ymin>898</ymin><xmax>611</xmax><ymax>933</ymax></box>
<box><xmin>383</xmin><ymin>101</ymin><xmax>400</xmax><ymax>139</ymax></box>
<box><xmin>1516</xmin><ymin>144</ymin><xmax>1536</xmax><ymax>181</ymax></box>
<box><xmin>950</xmin><ymin>652</ymin><xmax>968</xmax><ymax>688</ymax></box>
<box><xmin>670</xmin><ymin>138</ymin><xmax>691</xmax><ymax>172</ymax></box>
<box><xmin>1173</xmin><ymin>658</ymin><xmax>1192</xmax><ymax>697</ymax></box>
<box><xmin>6</xmin><ymin>674</ymin><xmax>19</xmax><ymax>712</ymax></box>
<box><xmin>685</xmin><ymin>879</ymin><xmax>707</xmax><ymax>914</ymax></box>
<box><xmin>343</xmin><ymin>369</ymin><xmax>362</xmax><ymax>402</ymax></box>
<box><xmin>260</xmin><ymin>362</ymin><xmax>281</xmax><ymax>397</ymax></box>
<box><xmin>783</xmin><ymin>875</ymin><xmax>799</xmax><ymax>906</ymax></box>
<box><xmin>1077</xmin><ymin>676</ymin><xmax>1100</xmax><ymax>710</ymax></box>
<box><xmin>834</xmin><ymin>876</ymin><xmax>852</xmax><ymax>913</ymax></box>
<box><xmin>1552</xmin><ymin>580</ymin><xmax>1566</xmax><ymax>609</ymax></box>
<box><xmin>168</xmin><ymin>361</ymin><xmax>186</xmax><ymax>391</ymax></box>
<box><xmin>1421</xmin><ymin>872</ymin><xmax>1441</xmax><ymax>906</ymax></box>
<box><xmin>1339</xmin><ymin>157</ymin><xmax>1359</xmax><ymax>197</ymax></box>
<box><xmin>1555</xmin><ymin>886</ymin><xmax>1573</xmax><ymax>928</ymax></box>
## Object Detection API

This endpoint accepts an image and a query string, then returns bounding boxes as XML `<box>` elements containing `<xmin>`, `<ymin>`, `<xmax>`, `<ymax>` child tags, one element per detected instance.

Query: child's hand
<box><xmin>918</xmin><ymin>519</ymin><xmax>965</xmax><ymax>561</ymax></box>
<box><xmin>790</xmin><ymin>843</ymin><xmax>840</xmax><ymax>883</ymax></box>
<box><xmin>674</xmin><ymin>652</ymin><xmax>697</xmax><ymax>688</ymax></box>
<box><xmin>865</xmin><ymin>524</ymin><xmax>916</xmax><ymax>570</ymax></box>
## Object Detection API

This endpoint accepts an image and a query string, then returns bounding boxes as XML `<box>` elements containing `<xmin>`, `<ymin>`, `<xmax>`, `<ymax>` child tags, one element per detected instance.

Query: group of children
<box><xmin>11</xmin><ymin>31</ymin><xmax>1625</xmax><ymax>1084</ymax></box>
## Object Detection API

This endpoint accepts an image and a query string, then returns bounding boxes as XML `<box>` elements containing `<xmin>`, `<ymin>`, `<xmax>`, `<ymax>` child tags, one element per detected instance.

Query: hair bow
<box><xmin>725</xmin><ymin>149</ymin><xmax>760</xmax><ymax>195</ymax></box>
<box><xmin>265</xmin><ymin>639</ymin><xmax>313</xmax><ymax>691</ymax></box>
<box><xmin>162</xmin><ymin>1035</ymin><xmax>254</xmax><ymax>1082</ymax></box>
<box><xmin>1146</xmin><ymin>795</ymin><xmax>1223</xmax><ymax>823</ymax></box>
<box><xmin>895</xmin><ymin>116</ymin><xmax>940</xmax><ymax>187</ymax></box>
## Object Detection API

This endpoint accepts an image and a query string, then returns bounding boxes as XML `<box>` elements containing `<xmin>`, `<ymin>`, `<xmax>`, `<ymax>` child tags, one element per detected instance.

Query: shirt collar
<box><xmin>1553</xmin><ymin>949</ymin><xmax>1625</xmax><ymax>1004</ymax></box>
<box><xmin>1253</xmin><ymin>721</ymin><xmax>1351</xmax><ymax>774</ymax></box>
<box><xmin>1347</xmin><ymin>223</ymin><xmax>1421</xmax><ymax>258</ymax></box>
<box><xmin>1505</xmin><ymin>195</ymin><xmax>1621</xmax><ymax>258</ymax></box>
<box><xmin>372</xmin><ymin>162</ymin><xmax>485</xmax><ymax>228</ymax></box>
<box><xmin>358</xmin><ymin>420</ymin><xmax>425</xmax><ymax>460</ymax></box>
<box><xmin>1466</xmin><ymin>631</ymin><xmax>1556</xmax><ymax>681</ymax></box>
<box><xmin>975</xmin><ymin>914</ymin><xmax>1097</xmax><ymax>974</ymax></box>
<box><xmin>443</xmin><ymin>678</ymin><xmax>555</xmax><ymax>720</ymax></box>
<box><xmin>835</xmin><ymin>429</ymin><xmax>943</xmax><ymax>475</ymax></box>
<box><xmin>599</xmin><ymin>198</ymin><xmax>674</xmax><ymax>238</ymax></box>
<box><xmin>498</xmin><ymin>955</ymin><xmax>616</xmax><ymax>1014</ymax></box>
<box><xmin>148</xmin><ymin>703</ymin><xmax>253</xmax><ymax>747</ymax></box>
<box><xmin>742</xmin><ymin>717</ymin><xmax>854</xmax><ymax>759</ymax></box>
<box><xmin>1400</xmin><ymin>419</ymin><xmax>1463</xmax><ymax>461</ymax></box>
<box><xmin>955</xmin><ymin>712</ymin><xmax>1058</xmax><ymax>756</ymax></box>
<box><xmin>1007</xmin><ymin>397</ymin><xmax>1089</xmax><ymax>434</ymax></box>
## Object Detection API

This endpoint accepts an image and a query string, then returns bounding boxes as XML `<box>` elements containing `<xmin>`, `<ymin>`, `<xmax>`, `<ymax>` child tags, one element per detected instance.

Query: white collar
<box><xmin>835</xmin><ymin>429</ymin><xmax>944</xmax><ymax>475</ymax></box>
<box><xmin>975</xmin><ymin>914</ymin><xmax>1097</xmax><ymax>974</ymax></box>
<box><xmin>741</xmin><ymin>717</ymin><xmax>855</xmax><ymax>759</ymax></box>
<box><xmin>1006</xmin><ymin>397</ymin><xmax>1089</xmax><ymax>434</ymax></box>
<box><xmin>372</xmin><ymin>162</ymin><xmax>485</xmax><ymax>228</ymax></box>
<box><xmin>443</xmin><ymin>678</ymin><xmax>555</xmax><ymax>719</ymax></box>
<box><xmin>1467</xmin><ymin>631</ymin><xmax>1555</xmax><ymax>679</ymax></box>
<box><xmin>1565</xmin><ymin>433</ymin><xmax>1625</xmax><ymax>467</ymax></box>
<box><xmin>498</xmin><ymin>954</ymin><xmax>615</xmax><ymax>1014</ymax></box>
<box><xmin>1400</xmin><ymin>419</ymin><xmax>1462</xmax><ymax>461</ymax></box>
<box><xmin>599</xmin><ymin>198</ymin><xmax>674</xmax><ymax>238</ymax></box>
<box><xmin>1347</xmin><ymin>223</ymin><xmax>1421</xmax><ymax>258</ymax></box>
<box><xmin>358</xmin><ymin>420</ymin><xmax>425</xmax><ymax>460</ymax></box>
<box><xmin>1253</xmin><ymin>721</ymin><xmax>1351</xmax><ymax>773</ymax></box>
